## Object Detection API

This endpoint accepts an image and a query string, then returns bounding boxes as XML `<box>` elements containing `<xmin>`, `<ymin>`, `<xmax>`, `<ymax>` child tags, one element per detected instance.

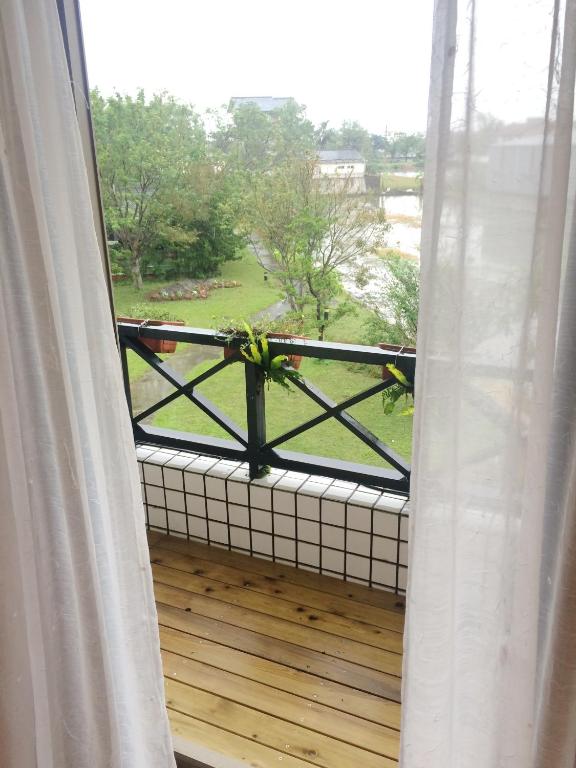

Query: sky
<box><xmin>79</xmin><ymin>0</ymin><xmax>434</xmax><ymax>135</ymax></box>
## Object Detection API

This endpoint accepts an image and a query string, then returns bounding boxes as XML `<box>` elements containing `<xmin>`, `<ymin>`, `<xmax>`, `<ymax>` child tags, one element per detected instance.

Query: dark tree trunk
<box><xmin>316</xmin><ymin>299</ymin><xmax>325</xmax><ymax>341</ymax></box>
<box><xmin>131</xmin><ymin>251</ymin><xmax>143</xmax><ymax>290</ymax></box>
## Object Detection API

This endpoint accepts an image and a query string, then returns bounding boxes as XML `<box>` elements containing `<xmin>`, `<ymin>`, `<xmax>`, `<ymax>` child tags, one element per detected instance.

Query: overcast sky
<box><xmin>79</xmin><ymin>0</ymin><xmax>433</xmax><ymax>135</ymax></box>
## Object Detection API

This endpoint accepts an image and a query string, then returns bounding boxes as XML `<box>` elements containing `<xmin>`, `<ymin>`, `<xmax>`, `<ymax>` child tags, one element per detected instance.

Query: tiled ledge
<box><xmin>137</xmin><ymin>443</ymin><xmax>409</xmax><ymax>593</ymax></box>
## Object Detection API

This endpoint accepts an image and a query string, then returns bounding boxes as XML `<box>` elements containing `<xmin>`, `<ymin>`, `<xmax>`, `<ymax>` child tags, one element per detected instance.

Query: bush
<box><xmin>364</xmin><ymin>251</ymin><xmax>419</xmax><ymax>346</ymax></box>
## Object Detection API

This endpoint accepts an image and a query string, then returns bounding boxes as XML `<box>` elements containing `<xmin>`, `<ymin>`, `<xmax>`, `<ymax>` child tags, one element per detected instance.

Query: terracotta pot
<box><xmin>378</xmin><ymin>342</ymin><xmax>416</xmax><ymax>381</ymax></box>
<box><xmin>117</xmin><ymin>316</ymin><xmax>184</xmax><ymax>354</ymax></box>
<box><xmin>267</xmin><ymin>333</ymin><xmax>307</xmax><ymax>370</ymax></box>
<box><xmin>222</xmin><ymin>332</ymin><xmax>307</xmax><ymax>369</ymax></box>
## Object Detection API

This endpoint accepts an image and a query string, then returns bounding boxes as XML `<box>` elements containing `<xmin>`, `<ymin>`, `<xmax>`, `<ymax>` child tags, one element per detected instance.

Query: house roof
<box><xmin>229</xmin><ymin>96</ymin><xmax>293</xmax><ymax>112</ymax></box>
<box><xmin>317</xmin><ymin>149</ymin><xmax>365</xmax><ymax>163</ymax></box>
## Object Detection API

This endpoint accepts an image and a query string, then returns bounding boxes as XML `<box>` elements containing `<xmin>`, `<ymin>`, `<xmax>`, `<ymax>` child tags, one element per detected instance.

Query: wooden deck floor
<box><xmin>148</xmin><ymin>532</ymin><xmax>404</xmax><ymax>768</ymax></box>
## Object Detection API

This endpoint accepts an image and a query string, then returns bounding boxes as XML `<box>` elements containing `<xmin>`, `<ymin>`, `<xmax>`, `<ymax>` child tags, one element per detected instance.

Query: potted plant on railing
<box><xmin>223</xmin><ymin>323</ymin><xmax>302</xmax><ymax>390</ymax></box>
<box><xmin>117</xmin><ymin>304</ymin><xmax>185</xmax><ymax>354</ymax></box>
<box><xmin>267</xmin><ymin>316</ymin><xmax>308</xmax><ymax>370</ymax></box>
<box><xmin>382</xmin><ymin>363</ymin><xmax>415</xmax><ymax>416</ymax></box>
<box><xmin>218</xmin><ymin>316</ymin><xmax>308</xmax><ymax>370</ymax></box>
<box><xmin>378</xmin><ymin>342</ymin><xmax>416</xmax><ymax>381</ymax></box>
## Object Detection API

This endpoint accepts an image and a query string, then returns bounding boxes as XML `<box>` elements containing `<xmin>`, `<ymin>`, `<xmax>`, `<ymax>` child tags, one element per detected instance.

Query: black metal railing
<box><xmin>118</xmin><ymin>322</ymin><xmax>415</xmax><ymax>494</ymax></box>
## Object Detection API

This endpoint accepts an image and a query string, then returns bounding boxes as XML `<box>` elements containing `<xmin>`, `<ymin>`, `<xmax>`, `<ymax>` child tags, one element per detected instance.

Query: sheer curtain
<box><xmin>0</xmin><ymin>1</ymin><xmax>175</xmax><ymax>766</ymax></box>
<box><xmin>401</xmin><ymin>0</ymin><xmax>576</xmax><ymax>768</ymax></box>
<box><xmin>402</xmin><ymin>1</ymin><xmax>576</xmax><ymax>766</ymax></box>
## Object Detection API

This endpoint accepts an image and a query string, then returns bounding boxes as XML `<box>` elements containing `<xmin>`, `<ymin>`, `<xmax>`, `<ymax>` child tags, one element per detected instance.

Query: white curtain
<box><xmin>0</xmin><ymin>2</ymin><xmax>175</xmax><ymax>766</ymax></box>
<box><xmin>402</xmin><ymin>1</ymin><xmax>576</xmax><ymax>767</ymax></box>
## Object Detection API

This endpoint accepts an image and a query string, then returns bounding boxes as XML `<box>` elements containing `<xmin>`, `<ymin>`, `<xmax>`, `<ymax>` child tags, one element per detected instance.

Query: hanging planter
<box><xmin>266</xmin><ymin>332</ymin><xmax>307</xmax><ymax>370</ymax></box>
<box><xmin>378</xmin><ymin>342</ymin><xmax>416</xmax><ymax>381</ymax></box>
<box><xmin>117</xmin><ymin>313</ymin><xmax>184</xmax><ymax>354</ymax></box>
<box><xmin>219</xmin><ymin>325</ymin><xmax>307</xmax><ymax>370</ymax></box>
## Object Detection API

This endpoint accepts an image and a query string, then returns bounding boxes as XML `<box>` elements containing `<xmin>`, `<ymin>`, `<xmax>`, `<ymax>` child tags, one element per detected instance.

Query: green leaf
<box><xmin>385</xmin><ymin>363</ymin><xmax>411</xmax><ymax>388</ymax></box>
<box><xmin>261</xmin><ymin>335</ymin><xmax>270</xmax><ymax>368</ymax></box>
<box><xmin>248</xmin><ymin>342</ymin><xmax>262</xmax><ymax>365</ymax></box>
<box><xmin>240</xmin><ymin>347</ymin><xmax>255</xmax><ymax>364</ymax></box>
<box><xmin>270</xmin><ymin>354</ymin><xmax>288</xmax><ymax>369</ymax></box>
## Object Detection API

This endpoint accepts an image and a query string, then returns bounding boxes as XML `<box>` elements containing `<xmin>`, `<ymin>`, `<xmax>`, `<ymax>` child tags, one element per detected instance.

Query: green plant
<box><xmin>382</xmin><ymin>363</ymin><xmax>414</xmax><ymax>416</ymax></box>
<box><xmin>238</xmin><ymin>323</ymin><xmax>302</xmax><ymax>391</ymax></box>
<box><xmin>126</xmin><ymin>303</ymin><xmax>182</xmax><ymax>322</ymax></box>
<box><xmin>364</xmin><ymin>251</ymin><xmax>419</xmax><ymax>347</ymax></box>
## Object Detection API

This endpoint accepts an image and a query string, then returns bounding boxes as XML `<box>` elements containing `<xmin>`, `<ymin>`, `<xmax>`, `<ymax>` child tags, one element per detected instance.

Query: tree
<box><xmin>212</xmin><ymin>100</ymin><xmax>316</xmax><ymax>173</ymax></box>
<box><xmin>319</xmin><ymin>120</ymin><xmax>375</xmax><ymax>168</ymax></box>
<box><xmin>363</xmin><ymin>251</ymin><xmax>419</xmax><ymax>346</ymax></box>
<box><xmin>147</xmin><ymin>162</ymin><xmax>244</xmax><ymax>279</ymax></box>
<box><xmin>385</xmin><ymin>133</ymin><xmax>425</xmax><ymax>163</ymax></box>
<box><xmin>244</xmin><ymin>158</ymin><xmax>389</xmax><ymax>339</ymax></box>
<box><xmin>92</xmin><ymin>89</ymin><xmax>243</xmax><ymax>289</ymax></box>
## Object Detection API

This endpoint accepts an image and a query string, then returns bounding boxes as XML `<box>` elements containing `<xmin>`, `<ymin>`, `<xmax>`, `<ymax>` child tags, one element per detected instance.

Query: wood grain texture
<box><xmin>166</xmin><ymin>680</ymin><xmax>399</xmax><ymax>768</ymax></box>
<box><xmin>153</xmin><ymin>577</ymin><xmax>401</xmax><ymax>674</ymax></box>
<box><xmin>159</xmin><ymin>624</ymin><xmax>401</xmax><ymax>728</ymax></box>
<box><xmin>151</xmin><ymin>533</ymin><xmax>403</xmax><ymax>765</ymax></box>
<box><xmin>157</xmin><ymin>603</ymin><xmax>402</xmax><ymax>701</ymax></box>
<box><xmin>151</xmin><ymin>543</ymin><xmax>404</xmax><ymax>632</ymax></box>
<box><xmin>152</xmin><ymin>560</ymin><xmax>403</xmax><ymax>653</ymax></box>
<box><xmin>153</xmin><ymin>534</ymin><xmax>406</xmax><ymax>612</ymax></box>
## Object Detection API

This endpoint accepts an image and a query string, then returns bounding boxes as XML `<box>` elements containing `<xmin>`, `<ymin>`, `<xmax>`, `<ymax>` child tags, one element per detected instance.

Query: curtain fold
<box><xmin>0</xmin><ymin>2</ymin><xmax>175</xmax><ymax>766</ymax></box>
<box><xmin>402</xmin><ymin>1</ymin><xmax>576</xmax><ymax>766</ymax></box>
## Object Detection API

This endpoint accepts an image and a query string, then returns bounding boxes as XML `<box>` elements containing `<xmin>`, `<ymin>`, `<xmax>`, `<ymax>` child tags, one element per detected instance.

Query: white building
<box><xmin>316</xmin><ymin>149</ymin><xmax>366</xmax><ymax>193</ymax></box>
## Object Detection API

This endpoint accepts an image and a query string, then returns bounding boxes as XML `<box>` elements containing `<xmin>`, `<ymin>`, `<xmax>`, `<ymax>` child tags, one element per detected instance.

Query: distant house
<box><xmin>315</xmin><ymin>149</ymin><xmax>366</xmax><ymax>194</ymax></box>
<box><xmin>229</xmin><ymin>96</ymin><xmax>293</xmax><ymax>113</ymax></box>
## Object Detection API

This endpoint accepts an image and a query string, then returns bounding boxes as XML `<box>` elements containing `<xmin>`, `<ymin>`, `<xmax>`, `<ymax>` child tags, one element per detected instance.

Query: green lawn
<box><xmin>119</xmin><ymin>248</ymin><xmax>414</xmax><ymax>467</ymax></box>
<box><xmin>151</xmin><ymin>356</ymin><xmax>412</xmax><ymax>468</ymax></box>
<box><xmin>116</xmin><ymin>248</ymin><xmax>282</xmax><ymax>380</ymax></box>
<box><xmin>380</xmin><ymin>173</ymin><xmax>423</xmax><ymax>194</ymax></box>
<box><xmin>114</xmin><ymin>248</ymin><xmax>281</xmax><ymax>326</ymax></box>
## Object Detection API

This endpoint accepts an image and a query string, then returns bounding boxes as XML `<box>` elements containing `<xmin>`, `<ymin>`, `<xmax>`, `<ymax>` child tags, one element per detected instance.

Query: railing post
<box><xmin>245</xmin><ymin>362</ymin><xmax>266</xmax><ymax>479</ymax></box>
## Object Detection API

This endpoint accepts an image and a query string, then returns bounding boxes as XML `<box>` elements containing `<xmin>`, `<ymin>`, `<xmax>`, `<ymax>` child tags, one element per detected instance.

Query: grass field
<box><xmin>115</xmin><ymin>249</ymin><xmax>281</xmax><ymax>380</ymax></box>
<box><xmin>151</xmin><ymin>356</ymin><xmax>413</xmax><ymax>467</ymax></box>
<box><xmin>380</xmin><ymin>173</ymin><xmax>423</xmax><ymax>194</ymax></box>
<box><xmin>117</xmin><ymin>248</ymin><xmax>414</xmax><ymax>467</ymax></box>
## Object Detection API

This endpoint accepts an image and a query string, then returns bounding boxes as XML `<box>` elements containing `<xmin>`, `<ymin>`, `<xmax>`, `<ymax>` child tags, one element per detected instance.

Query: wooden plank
<box><xmin>153</xmin><ymin>578</ymin><xmax>401</xmax><ymax>675</ymax></box>
<box><xmin>165</xmin><ymin>679</ymin><xmax>399</xmax><ymax>768</ymax></box>
<box><xmin>151</xmin><ymin>543</ymin><xmax>404</xmax><ymax>632</ymax></box>
<box><xmin>162</xmin><ymin>649</ymin><xmax>400</xmax><ymax>756</ymax></box>
<box><xmin>154</xmin><ymin>534</ymin><xmax>405</xmax><ymax>612</ymax></box>
<box><xmin>159</xmin><ymin>625</ymin><xmax>401</xmax><ymax>728</ymax></box>
<box><xmin>152</xmin><ymin>562</ymin><xmax>402</xmax><ymax>654</ymax></box>
<box><xmin>147</xmin><ymin>529</ymin><xmax>165</xmax><ymax>547</ymax></box>
<box><xmin>169</xmin><ymin>709</ymin><xmax>312</xmax><ymax>768</ymax></box>
<box><xmin>157</xmin><ymin>603</ymin><xmax>401</xmax><ymax>701</ymax></box>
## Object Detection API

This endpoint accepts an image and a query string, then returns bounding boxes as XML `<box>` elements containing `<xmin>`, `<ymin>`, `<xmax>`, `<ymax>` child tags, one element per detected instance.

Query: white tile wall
<box><xmin>165</xmin><ymin>489</ymin><xmax>185</xmax><ymax>512</ymax></box>
<box><xmin>298</xmin><ymin>494</ymin><xmax>320</xmax><ymax>521</ymax></box>
<box><xmin>139</xmin><ymin>444</ymin><xmax>409</xmax><ymax>593</ymax></box>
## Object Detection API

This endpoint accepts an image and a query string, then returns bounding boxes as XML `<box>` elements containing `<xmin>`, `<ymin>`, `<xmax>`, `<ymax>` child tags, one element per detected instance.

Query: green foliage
<box><xmin>380</xmin><ymin>173</ymin><xmax>423</xmax><ymax>194</ymax></box>
<box><xmin>153</xmin><ymin>356</ymin><xmax>413</xmax><ymax>465</ymax></box>
<box><xmin>244</xmin><ymin>157</ymin><xmax>389</xmax><ymax>339</ymax></box>
<box><xmin>364</xmin><ymin>251</ymin><xmax>419</xmax><ymax>347</ymax></box>
<box><xmin>213</xmin><ymin>101</ymin><xmax>316</xmax><ymax>173</ymax></box>
<box><xmin>318</xmin><ymin>120</ymin><xmax>375</xmax><ymax>166</ymax></box>
<box><xmin>91</xmin><ymin>89</ymin><xmax>243</xmax><ymax>289</ymax></box>
<box><xmin>125</xmin><ymin>303</ymin><xmax>182</xmax><ymax>322</ymax></box>
<box><xmin>318</xmin><ymin>125</ymin><xmax>425</xmax><ymax>173</ymax></box>
<box><xmin>382</xmin><ymin>363</ymin><xmax>415</xmax><ymax>417</ymax></box>
<box><xmin>238</xmin><ymin>324</ymin><xmax>302</xmax><ymax>391</ymax></box>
